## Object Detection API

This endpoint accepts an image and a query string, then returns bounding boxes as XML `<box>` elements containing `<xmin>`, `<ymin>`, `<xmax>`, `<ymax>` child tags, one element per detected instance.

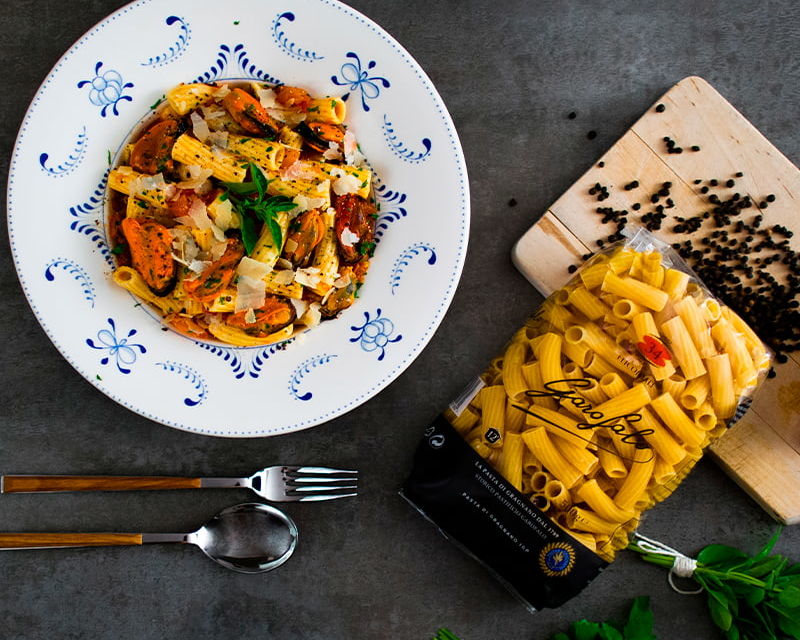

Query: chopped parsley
<box><xmin>149</xmin><ymin>95</ymin><xmax>165</xmax><ymax>110</ymax></box>
<box><xmin>221</xmin><ymin>162</ymin><xmax>296</xmax><ymax>255</ymax></box>
<box><xmin>95</xmin><ymin>374</ymin><xmax>102</xmax><ymax>381</ymax></box>
<box><xmin>111</xmin><ymin>242</ymin><xmax>127</xmax><ymax>255</ymax></box>
<box><xmin>308</xmin><ymin>105</ymin><xmax>320</xmax><ymax>113</ymax></box>
<box><xmin>358</xmin><ymin>241</ymin><xmax>376</xmax><ymax>257</ymax></box>
<box><xmin>233</xmin><ymin>20</ymin><xmax>240</xmax><ymax>25</ymax></box>
<box><xmin>106</xmin><ymin>150</ymin><xmax>112</xmax><ymax>165</ymax></box>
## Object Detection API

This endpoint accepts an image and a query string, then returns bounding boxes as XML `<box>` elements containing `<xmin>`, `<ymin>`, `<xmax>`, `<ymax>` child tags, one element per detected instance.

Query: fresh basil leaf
<box><xmin>267</xmin><ymin>215</ymin><xmax>283</xmax><ymax>251</ymax></box>
<box><xmin>724</xmin><ymin>623</ymin><xmax>740</xmax><ymax>640</ymax></box>
<box><xmin>743</xmin><ymin>586</ymin><xmax>766</xmax><ymax>606</ymax></box>
<box><xmin>779</xmin><ymin>586</ymin><xmax>800</xmax><ymax>608</ymax></box>
<box><xmin>750</xmin><ymin>556</ymin><xmax>785</xmax><ymax>579</ymax></box>
<box><xmin>708</xmin><ymin>595</ymin><xmax>733</xmax><ymax>631</ymax></box>
<box><xmin>777</xmin><ymin>610</ymin><xmax>800</xmax><ymax>639</ymax></box>
<box><xmin>597</xmin><ymin>623</ymin><xmax>623</xmax><ymax>640</ymax></box>
<box><xmin>571</xmin><ymin>620</ymin><xmax>601</xmax><ymax>640</ymax></box>
<box><xmin>222</xmin><ymin>180</ymin><xmax>257</xmax><ymax>196</ymax></box>
<box><xmin>623</xmin><ymin>596</ymin><xmax>655</xmax><ymax>640</ymax></box>
<box><xmin>239</xmin><ymin>210</ymin><xmax>258</xmax><ymax>255</ymax></box>
<box><xmin>250</xmin><ymin>162</ymin><xmax>270</xmax><ymax>198</ymax></box>
<box><xmin>755</xmin><ymin>527</ymin><xmax>783</xmax><ymax>560</ymax></box>
<box><xmin>698</xmin><ymin>545</ymin><xmax>748</xmax><ymax>569</ymax></box>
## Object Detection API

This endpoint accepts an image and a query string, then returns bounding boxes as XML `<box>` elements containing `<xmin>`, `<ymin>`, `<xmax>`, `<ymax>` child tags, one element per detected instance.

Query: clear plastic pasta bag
<box><xmin>401</xmin><ymin>227</ymin><xmax>772</xmax><ymax>611</ymax></box>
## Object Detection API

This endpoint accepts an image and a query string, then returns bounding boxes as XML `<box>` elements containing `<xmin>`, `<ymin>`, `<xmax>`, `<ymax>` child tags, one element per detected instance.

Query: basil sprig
<box><xmin>221</xmin><ymin>162</ymin><xmax>296</xmax><ymax>255</ymax></box>
<box><xmin>432</xmin><ymin>597</ymin><xmax>655</xmax><ymax>640</ymax></box>
<box><xmin>630</xmin><ymin>529</ymin><xmax>800</xmax><ymax>640</ymax></box>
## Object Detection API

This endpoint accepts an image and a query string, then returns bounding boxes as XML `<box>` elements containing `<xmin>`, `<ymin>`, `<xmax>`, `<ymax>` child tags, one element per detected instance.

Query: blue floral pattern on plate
<box><xmin>155</xmin><ymin>361</ymin><xmax>208</xmax><ymax>407</ymax></box>
<box><xmin>44</xmin><ymin>258</ymin><xmax>96</xmax><ymax>307</ymax></box>
<box><xmin>350</xmin><ymin>309</ymin><xmax>402</xmax><ymax>361</ymax></box>
<box><xmin>271</xmin><ymin>12</ymin><xmax>324</xmax><ymax>62</ymax></box>
<box><xmin>39</xmin><ymin>126</ymin><xmax>88</xmax><ymax>177</ymax></box>
<box><xmin>289</xmin><ymin>354</ymin><xmax>338</xmax><ymax>401</ymax></box>
<box><xmin>331</xmin><ymin>52</ymin><xmax>390</xmax><ymax>111</ymax></box>
<box><xmin>86</xmin><ymin>318</ymin><xmax>146</xmax><ymax>374</ymax></box>
<box><xmin>196</xmin><ymin>341</ymin><xmax>292</xmax><ymax>380</ymax></box>
<box><xmin>390</xmin><ymin>243</ymin><xmax>437</xmax><ymax>295</ymax></box>
<box><xmin>141</xmin><ymin>16</ymin><xmax>191</xmax><ymax>67</ymax></box>
<box><xmin>193</xmin><ymin>44</ymin><xmax>280</xmax><ymax>84</ymax></box>
<box><xmin>382</xmin><ymin>115</ymin><xmax>431</xmax><ymax>163</ymax></box>
<box><xmin>77</xmin><ymin>62</ymin><xmax>134</xmax><ymax>117</ymax></box>
<box><xmin>69</xmin><ymin>171</ymin><xmax>113</xmax><ymax>266</ymax></box>
<box><xmin>373</xmin><ymin>181</ymin><xmax>408</xmax><ymax>244</ymax></box>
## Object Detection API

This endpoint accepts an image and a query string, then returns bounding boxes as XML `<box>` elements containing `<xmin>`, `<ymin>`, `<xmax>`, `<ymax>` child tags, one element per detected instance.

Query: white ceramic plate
<box><xmin>7</xmin><ymin>0</ymin><xmax>468</xmax><ymax>436</ymax></box>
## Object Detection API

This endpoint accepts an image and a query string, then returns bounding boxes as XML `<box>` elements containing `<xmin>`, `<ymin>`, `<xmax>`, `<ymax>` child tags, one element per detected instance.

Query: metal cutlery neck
<box><xmin>198</xmin><ymin>477</ymin><xmax>252</xmax><ymax>489</ymax></box>
<box><xmin>141</xmin><ymin>533</ymin><xmax>190</xmax><ymax>544</ymax></box>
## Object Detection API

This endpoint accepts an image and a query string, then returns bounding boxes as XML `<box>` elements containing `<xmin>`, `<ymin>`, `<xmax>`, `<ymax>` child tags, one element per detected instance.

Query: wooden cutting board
<box><xmin>512</xmin><ymin>76</ymin><xmax>800</xmax><ymax>525</ymax></box>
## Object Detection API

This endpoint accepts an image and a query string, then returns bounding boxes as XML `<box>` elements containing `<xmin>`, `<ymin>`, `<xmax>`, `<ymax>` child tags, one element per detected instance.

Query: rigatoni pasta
<box><xmin>443</xmin><ymin>228</ymin><xmax>771</xmax><ymax>563</ymax></box>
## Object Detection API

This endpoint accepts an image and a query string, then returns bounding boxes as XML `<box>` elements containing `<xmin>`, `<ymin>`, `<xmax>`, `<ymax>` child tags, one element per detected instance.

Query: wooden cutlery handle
<box><xmin>0</xmin><ymin>533</ymin><xmax>143</xmax><ymax>549</ymax></box>
<box><xmin>1</xmin><ymin>475</ymin><xmax>201</xmax><ymax>493</ymax></box>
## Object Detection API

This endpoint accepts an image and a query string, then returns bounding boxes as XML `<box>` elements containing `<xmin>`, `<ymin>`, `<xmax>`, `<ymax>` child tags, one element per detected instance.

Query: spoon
<box><xmin>0</xmin><ymin>503</ymin><xmax>298</xmax><ymax>573</ymax></box>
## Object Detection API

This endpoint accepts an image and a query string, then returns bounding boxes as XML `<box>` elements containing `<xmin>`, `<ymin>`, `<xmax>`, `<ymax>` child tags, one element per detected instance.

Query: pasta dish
<box><xmin>106</xmin><ymin>81</ymin><xmax>376</xmax><ymax>346</ymax></box>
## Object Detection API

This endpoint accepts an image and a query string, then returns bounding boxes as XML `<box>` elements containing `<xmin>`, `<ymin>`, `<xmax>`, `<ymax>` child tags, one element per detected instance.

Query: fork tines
<box><xmin>282</xmin><ymin>466</ymin><xmax>358</xmax><ymax>502</ymax></box>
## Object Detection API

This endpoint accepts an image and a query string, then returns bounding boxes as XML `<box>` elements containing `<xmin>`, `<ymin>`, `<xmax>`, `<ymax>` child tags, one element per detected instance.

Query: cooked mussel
<box><xmin>120</xmin><ymin>217</ymin><xmax>177</xmax><ymax>295</ymax></box>
<box><xmin>226</xmin><ymin>295</ymin><xmax>297</xmax><ymax>337</ymax></box>
<box><xmin>282</xmin><ymin>209</ymin><xmax>326</xmax><ymax>268</ymax></box>
<box><xmin>333</xmin><ymin>194</ymin><xmax>376</xmax><ymax>264</ymax></box>
<box><xmin>221</xmin><ymin>88</ymin><xmax>282</xmax><ymax>139</ymax></box>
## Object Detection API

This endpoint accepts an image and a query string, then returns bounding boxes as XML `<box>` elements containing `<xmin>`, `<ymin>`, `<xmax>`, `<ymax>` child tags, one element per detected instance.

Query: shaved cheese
<box><xmin>190</xmin><ymin>112</ymin><xmax>210</xmax><ymax>143</ymax></box>
<box><xmin>281</xmin><ymin>160</ymin><xmax>317</xmax><ymax>182</ymax></box>
<box><xmin>207</xmin><ymin>130</ymin><xmax>229</xmax><ymax>149</ymax></box>
<box><xmin>212</xmin><ymin>84</ymin><xmax>231</xmax><ymax>100</ymax></box>
<box><xmin>289</xmin><ymin>297</ymin><xmax>309</xmax><ymax>319</ymax></box>
<box><xmin>194</xmin><ymin>179</ymin><xmax>213</xmax><ymax>197</ymax></box>
<box><xmin>330</xmin><ymin>167</ymin><xmax>362</xmax><ymax>195</ymax></box>
<box><xmin>129</xmin><ymin>172</ymin><xmax>169</xmax><ymax>199</ymax></box>
<box><xmin>201</xmin><ymin>104</ymin><xmax>226</xmax><ymax>120</ymax></box>
<box><xmin>276</xmin><ymin>258</ymin><xmax>294</xmax><ymax>270</ymax></box>
<box><xmin>169</xmin><ymin>227</ymin><xmax>200</xmax><ymax>264</ymax></box>
<box><xmin>211</xmin><ymin>197</ymin><xmax>235</xmax><ymax>231</ymax></box>
<box><xmin>256</xmin><ymin>88</ymin><xmax>279</xmax><ymax>109</ymax></box>
<box><xmin>267</xmin><ymin>107</ymin><xmax>306</xmax><ymax>127</ymax></box>
<box><xmin>340</xmin><ymin>228</ymin><xmax>360</xmax><ymax>247</ymax></box>
<box><xmin>323</xmin><ymin>141</ymin><xmax>342</xmax><ymax>161</ymax></box>
<box><xmin>343</xmin><ymin>131</ymin><xmax>366</xmax><ymax>166</ymax></box>
<box><xmin>188</xmin><ymin>259</ymin><xmax>211</xmax><ymax>274</ymax></box>
<box><xmin>235</xmin><ymin>275</ymin><xmax>266</xmax><ymax>312</ymax></box>
<box><xmin>244</xmin><ymin>308</ymin><xmax>257</xmax><ymax>325</ymax></box>
<box><xmin>333</xmin><ymin>273</ymin><xmax>352</xmax><ymax>289</ymax></box>
<box><xmin>292</xmin><ymin>193</ymin><xmax>328</xmax><ymax>213</ymax></box>
<box><xmin>187</xmin><ymin>198</ymin><xmax>213</xmax><ymax>229</ymax></box>
<box><xmin>272</xmin><ymin>269</ymin><xmax>296</xmax><ymax>285</ymax></box>
<box><xmin>284</xmin><ymin>238</ymin><xmax>299</xmax><ymax>254</ymax></box>
<box><xmin>176</xmin><ymin>165</ymin><xmax>213</xmax><ymax>190</ymax></box>
<box><xmin>300</xmin><ymin>302</ymin><xmax>322</xmax><ymax>328</ymax></box>
<box><xmin>237</xmin><ymin>256</ymin><xmax>271</xmax><ymax>280</ymax></box>
<box><xmin>294</xmin><ymin>266</ymin><xmax>322</xmax><ymax>288</ymax></box>
<box><xmin>210</xmin><ymin>239</ymin><xmax>229</xmax><ymax>261</ymax></box>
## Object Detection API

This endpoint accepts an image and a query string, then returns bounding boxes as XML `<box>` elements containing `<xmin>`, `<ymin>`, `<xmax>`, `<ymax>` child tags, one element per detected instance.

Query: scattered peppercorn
<box><xmin>655</xmin><ymin>104</ymin><xmax>666</xmax><ymax>112</ymax></box>
<box><xmin>508</xmin><ymin>198</ymin><xmax>517</xmax><ymax>207</ymax></box>
<box><xmin>587</xmin><ymin>130</ymin><xmax>597</xmax><ymax>140</ymax></box>
<box><xmin>568</xmin><ymin>111</ymin><xmax>577</xmax><ymax>119</ymax></box>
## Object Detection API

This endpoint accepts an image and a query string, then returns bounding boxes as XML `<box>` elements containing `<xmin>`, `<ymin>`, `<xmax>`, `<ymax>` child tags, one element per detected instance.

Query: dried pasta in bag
<box><xmin>402</xmin><ymin>228</ymin><xmax>771</xmax><ymax>611</ymax></box>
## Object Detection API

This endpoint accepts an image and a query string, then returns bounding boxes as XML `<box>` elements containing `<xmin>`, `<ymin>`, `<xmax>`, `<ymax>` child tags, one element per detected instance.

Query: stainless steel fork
<box><xmin>1</xmin><ymin>466</ymin><xmax>358</xmax><ymax>503</ymax></box>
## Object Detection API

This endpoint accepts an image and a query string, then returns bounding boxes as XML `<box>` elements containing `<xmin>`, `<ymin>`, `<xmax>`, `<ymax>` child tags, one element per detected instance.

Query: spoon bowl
<box><xmin>190</xmin><ymin>503</ymin><xmax>298</xmax><ymax>573</ymax></box>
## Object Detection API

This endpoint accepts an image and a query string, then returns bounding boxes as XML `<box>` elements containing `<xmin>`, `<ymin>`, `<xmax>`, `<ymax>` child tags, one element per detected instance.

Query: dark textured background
<box><xmin>2</xmin><ymin>1</ymin><xmax>799</xmax><ymax>638</ymax></box>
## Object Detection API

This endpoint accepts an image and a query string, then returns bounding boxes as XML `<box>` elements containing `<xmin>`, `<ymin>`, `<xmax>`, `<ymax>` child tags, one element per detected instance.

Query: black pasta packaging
<box><xmin>400</xmin><ymin>415</ymin><xmax>607</xmax><ymax>612</ymax></box>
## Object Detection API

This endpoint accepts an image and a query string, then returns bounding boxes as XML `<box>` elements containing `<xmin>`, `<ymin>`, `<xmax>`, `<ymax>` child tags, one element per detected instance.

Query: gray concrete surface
<box><xmin>2</xmin><ymin>0</ymin><xmax>799</xmax><ymax>638</ymax></box>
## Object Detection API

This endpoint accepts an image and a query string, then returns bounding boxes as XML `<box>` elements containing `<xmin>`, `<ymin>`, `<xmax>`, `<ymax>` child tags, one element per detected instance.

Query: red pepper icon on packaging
<box><xmin>636</xmin><ymin>334</ymin><xmax>672</xmax><ymax>367</ymax></box>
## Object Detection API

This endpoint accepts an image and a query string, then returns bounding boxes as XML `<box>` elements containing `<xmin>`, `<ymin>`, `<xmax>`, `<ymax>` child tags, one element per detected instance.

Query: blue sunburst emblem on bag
<box><xmin>538</xmin><ymin>542</ymin><xmax>575</xmax><ymax>577</ymax></box>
